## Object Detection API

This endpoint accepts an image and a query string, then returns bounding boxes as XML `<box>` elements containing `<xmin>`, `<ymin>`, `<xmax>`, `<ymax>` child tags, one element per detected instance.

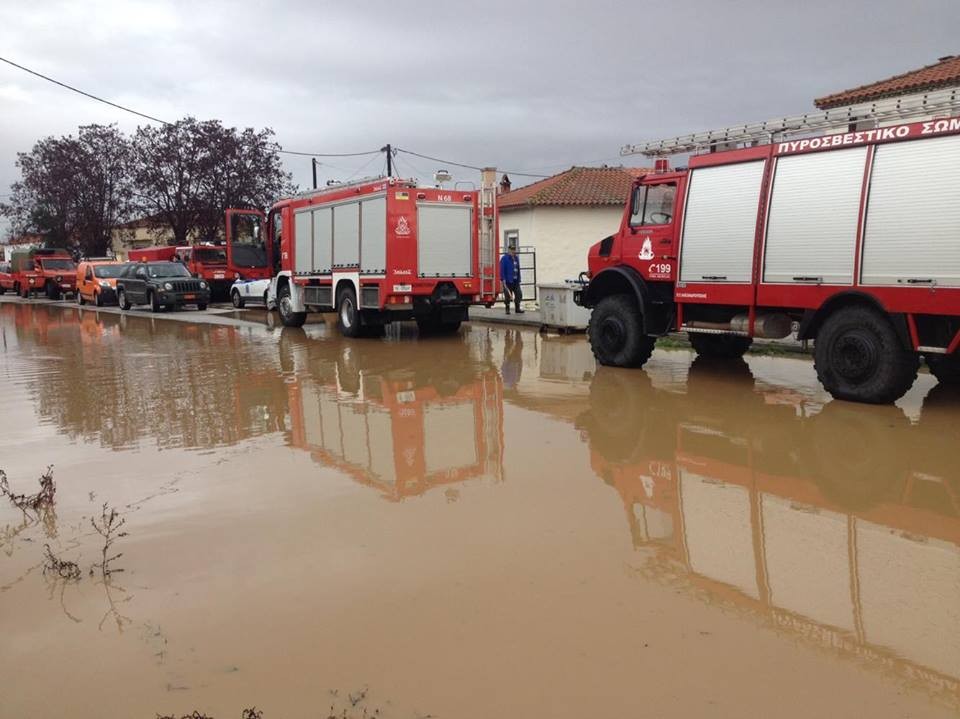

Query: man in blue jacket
<box><xmin>499</xmin><ymin>247</ymin><xmax>524</xmax><ymax>315</ymax></box>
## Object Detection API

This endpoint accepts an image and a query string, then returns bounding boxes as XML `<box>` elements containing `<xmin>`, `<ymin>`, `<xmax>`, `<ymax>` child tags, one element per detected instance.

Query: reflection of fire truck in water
<box><xmin>577</xmin><ymin>361</ymin><xmax>960</xmax><ymax>691</ymax></box>
<box><xmin>279</xmin><ymin>328</ymin><xmax>504</xmax><ymax>500</ymax></box>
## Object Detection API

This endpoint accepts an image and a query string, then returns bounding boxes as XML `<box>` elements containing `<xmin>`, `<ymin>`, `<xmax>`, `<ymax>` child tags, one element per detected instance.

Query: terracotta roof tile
<box><xmin>498</xmin><ymin>166</ymin><xmax>650</xmax><ymax>210</ymax></box>
<box><xmin>815</xmin><ymin>55</ymin><xmax>960</xmax><ymax>109</ymax></box>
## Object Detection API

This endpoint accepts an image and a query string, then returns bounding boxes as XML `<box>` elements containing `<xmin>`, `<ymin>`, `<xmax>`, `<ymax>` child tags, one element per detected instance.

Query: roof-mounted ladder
<box><xmin>622</xmin><ymin>87</ymin><xmax>960</xmax><ymax>157</ymax></box>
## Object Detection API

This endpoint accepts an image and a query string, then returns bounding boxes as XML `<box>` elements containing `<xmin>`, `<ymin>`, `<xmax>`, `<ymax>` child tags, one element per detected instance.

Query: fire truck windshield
<box><xmin>39</xmin><ymin>258</ymin><xmax>75</xmax><ymax>270</ymax></box>
<box><xmin>193</xmin><ymin>248</ymin><xmax>227</xmax><ymax>264</ymax></box>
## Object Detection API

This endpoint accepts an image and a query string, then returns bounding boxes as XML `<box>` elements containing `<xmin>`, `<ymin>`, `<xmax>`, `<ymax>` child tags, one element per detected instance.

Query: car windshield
<box><xmin>194</xmin><ymin>248</ymin><xmax>227</xmax><ymax>263</ymax></box>
<box><xmin>94</xmin><ymin>264</ymin><xmax>127</xmax><ymax>279</ymax></box>
<box><xmin>147</xmin><ymin>263</ymin><xmax>192</xmax><ymax>278</ymax></box>
<box><xmin>40</xmin><ymin>258</ymin><xmax>75</xmax><ymax>270</ymax></box>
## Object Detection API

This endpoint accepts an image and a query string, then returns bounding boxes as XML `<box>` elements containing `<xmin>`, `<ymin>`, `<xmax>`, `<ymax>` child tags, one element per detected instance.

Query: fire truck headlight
<box><xmin>164</xmin><ymin>282</ymin><xmax>173</xmax><ymax>291</ymax></box>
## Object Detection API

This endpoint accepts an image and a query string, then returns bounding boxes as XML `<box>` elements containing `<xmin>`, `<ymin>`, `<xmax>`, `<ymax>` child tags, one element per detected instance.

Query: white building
<box><xmin>497</xmin><ymin>166</ymin><xmax>647</xmax><ymax>287</ymax></box>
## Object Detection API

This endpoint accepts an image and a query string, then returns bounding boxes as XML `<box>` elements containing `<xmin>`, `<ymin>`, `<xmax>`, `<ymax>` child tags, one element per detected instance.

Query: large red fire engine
<box><xmin>575</xmin><ymin>89</ymin><xmax>960</xmax><ymax>403</ymax></box>
<box><xmin>227</xmin><ymin>169</ymin><xmax>499</xmax><ymax>336</ymax></box>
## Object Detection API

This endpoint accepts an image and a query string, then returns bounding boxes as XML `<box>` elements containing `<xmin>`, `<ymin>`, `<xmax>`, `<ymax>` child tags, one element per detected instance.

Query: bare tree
<box><xmin>132</xmin><ymin>118</ymin><xmax>293</xmax><ymax>245</ymax></box>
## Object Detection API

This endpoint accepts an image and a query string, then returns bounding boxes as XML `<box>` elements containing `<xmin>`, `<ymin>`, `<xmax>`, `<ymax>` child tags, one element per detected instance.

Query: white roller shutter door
<box><xmin>680</xmin><ymin>160</ymin><xmax>766</xmax><ymax>283</ymax></box>
<box><xmin>333</xmin><ymin>202</ymin><xmax>360</xmax><ymax>268</ymax></box>
<box><xmin>418</xmin><ymin>204</ymin><xmax>473</xmax><ymax>278</ymax></box>
<box><xmin>861</xmin><ymin>134</ymin><xmax>960</xmax><ymax>286</ymax></box>
<box><xmin>763</xmin><ymin>147</ymin><xmax>866</xmax><ymax>284</ymax></box>
<box><xmin>312</xmin><ymin>207</ymin><xmax>333</xmax><ymax>273</ymax></box>
<box><xmin>294</xmin><ymin>209</ymin><xmax>312</xmax><ymax>273</ymax></box>
<box><xmin>360</xmin><ymin>196</ymin><xmax>387</xmax><ymax>274</ymax></box>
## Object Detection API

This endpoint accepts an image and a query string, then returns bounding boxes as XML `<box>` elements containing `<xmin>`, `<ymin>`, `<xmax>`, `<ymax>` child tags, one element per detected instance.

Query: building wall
<box><xmin>110</xmin><ymin>225</ymin><xmax>207</xmax><ymax>260</ymax></box>
<box><xmin>500</xmin><ymin>205</ymin><xmax>624</xmax><ymax>287</ymax></box>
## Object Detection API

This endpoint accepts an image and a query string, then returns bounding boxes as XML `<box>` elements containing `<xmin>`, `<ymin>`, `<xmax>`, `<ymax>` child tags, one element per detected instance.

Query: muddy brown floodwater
<box><xmin>0</xmin><ymin>299</ymin><xmax>958</xmax><ymax>719</ymax></box>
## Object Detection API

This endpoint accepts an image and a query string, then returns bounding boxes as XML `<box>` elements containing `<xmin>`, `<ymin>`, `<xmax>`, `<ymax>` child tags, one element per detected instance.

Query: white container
<box><xmin>538</xmin><ymin>282</ymin><xmax>592</xmax><ymax>330</ymax></box>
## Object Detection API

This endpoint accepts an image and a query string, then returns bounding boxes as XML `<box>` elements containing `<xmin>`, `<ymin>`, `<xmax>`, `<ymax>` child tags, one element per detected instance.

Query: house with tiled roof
<box><xmin>497</xmin><ymin>165</ymin><xmax>648</xmax><ymax>288</ymax></box>
<box><xmin>815</xmin><ymin>55</ymin><xmax>960</xmax><ymax>109</ymax></box>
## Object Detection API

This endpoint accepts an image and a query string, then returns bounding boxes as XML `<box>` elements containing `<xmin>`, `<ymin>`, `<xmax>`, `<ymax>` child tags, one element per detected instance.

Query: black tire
<box><xmin>0</xmin><ymin>286</ymin><xmax>5</xmax><ymax>295</ymax></box>
<box><xmin>77</xmin><ymin>291</ymin><xmax>84</xmax><ymax>306</ymax></box>
<box><xmin>95</xmin><ymin>291</ymin><xmax>103</xmax><ymax>307</ymax></box>
<box><xmin>231</xmin><ymin>290</ymin><xmax>245</xmax><ymax>309</ymax></box>
<box><xmin>45</xmin><ymin>282</ymin><xmax>60</xmax><ymax>301</ymax></box>
<box><xmin>689</xmin><ymin>333</ymin><xmax>753</xmax><ymax>359</ymax></box>
<box><xmin>587</xmin><ymin>294</ymin><xmax>656</xmax><ymax>368</ymax></box>
<box><xmin>277</xmin><ymin>283</ymin><xmax>306</xmax><ymax>328</ymax></box>
<box><xmin>336</xmin><ymin>286</ymin><xmax>362</xmax><ymax>338</ymax></box>
<box><xmin>149</xmin><ymin>290</ymin><xmax>161</xmax><ymax>313</ymax></box>
<box><xmin>263</xmin><ymin>291</ymin><xmax>270</xmax><ymax>309</ymax></box>
<box><xmin>925</xmin><ymin>353</ymin><xmax>960</xmax><ymax>385</ymax></box>
<box><xmin>814</xmin><ymin>306</ymin><xmax>918</xmax><ymax>404</ymax></box>
<box><xmin>197</xmin><ymin>303</ymin><xmax>208</xmax><ymax>311</ymax></box>
<box><xmin>118</xmin><ymin>288</ymin><xmax>131</xmax><ymax>311</ymax></box>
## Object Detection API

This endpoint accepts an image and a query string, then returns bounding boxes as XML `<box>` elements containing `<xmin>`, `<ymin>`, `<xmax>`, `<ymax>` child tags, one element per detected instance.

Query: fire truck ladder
<box><xmin>622</xmin><ymin>87</ymin><xmax>960</xmax><ymax>157</ymax></box>
<box><xmin>479</xmin><ymin>168</ymin><xmax>498</xmax><ymax>299</ymax></box>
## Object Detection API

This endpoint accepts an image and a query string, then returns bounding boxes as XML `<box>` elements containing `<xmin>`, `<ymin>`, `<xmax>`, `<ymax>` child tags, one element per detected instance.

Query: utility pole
<box><xmin>311</xmin><ymin>158</ymin><xmax>319</xmax><ymax>189</ymax></box>
<box><xmin>381</xmin><ymin>144</ymin><xmax>392</xmax><ymax>177</ymax></box>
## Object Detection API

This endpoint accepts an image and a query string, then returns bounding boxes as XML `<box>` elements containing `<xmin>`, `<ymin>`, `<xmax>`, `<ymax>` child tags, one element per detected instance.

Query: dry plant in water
<box><xmin>0</xmin><ymin>466</ymin><xmax>56</xmax><ymax>513</ymax></box>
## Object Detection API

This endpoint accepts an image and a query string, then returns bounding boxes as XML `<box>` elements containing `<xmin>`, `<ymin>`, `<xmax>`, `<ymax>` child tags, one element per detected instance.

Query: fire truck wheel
<box><xmin>336</xmin><ymin>286</ymin><xmax>362</xmax><ymax>338</ymax></box>
<box><xmin>926</xmin><ymin>353</ymin><xmax>960</xmax><ymax>385</ymax></box>
<box><xmin>277</xmin><ymin>284</ymin><xmax>306</xmax><ymax>328</ymax></box>
<box><xmin>197</xmin><ymin>303</ymin><xmax>208</xmax><ymax>311</ymax></box>
<box><xmin>118</xmin><ymin>288</ymin><xmax>131</xmax><ymax>311</ymax></box>
<box><xmin>231</xmin><ymin>290</ymin><xmax>245</xmax><ymax>309</ymax></box>
<box><xmin>689</xmin><ymin>333</ymin><xmax>753</xmax><ymax>359</ymax></box>
<box><xmin>588</xmin><ymin>294</ymin><xmax>655</xmax><ymax>368</ymax></box>
<box><xmin>149</xmin><ymin>291</ymin><xmax>162</xmax><ymax>313</ymax></box>
<box><xmin>814</xmin><ymin>306</ymin><xmax>918</xmax><ymax>404</ymax></box>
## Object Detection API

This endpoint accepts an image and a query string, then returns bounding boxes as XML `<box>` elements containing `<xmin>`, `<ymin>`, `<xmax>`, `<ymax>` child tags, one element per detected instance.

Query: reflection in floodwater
<box><xmin>577</xmin><ymin>357</ymin><xmax>960</xmax><ymax>697</ymax></box>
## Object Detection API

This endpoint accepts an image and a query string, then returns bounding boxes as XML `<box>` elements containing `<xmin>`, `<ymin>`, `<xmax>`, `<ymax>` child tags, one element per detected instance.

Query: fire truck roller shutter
<box><xmin>333</xmin><ymin>201</ymin><xmax>361</xmax><ymax>268</ymax></box>
<box><xmin>417</xmin><ymin>204</ymin><xmax>473</xmax><ymax>278</ymax></box>
<box><xmin>313</xmin><ymin>207</ymin><xmax>333</xmax><ymax>273</ymax></box>
<box><xmin>763</xmin><ymin>147</ymin><xmax>867</xmax><ymax>285</ymax></box>
<box><xmin>360</xmin><ymin>196</ymin><xmax>387</xmax><ymax>274</ymax></box>
<box><xmin>679</xmin><ymin>160</ymin><xmax>766</xmax><ymax>284</ymax></box>
<box><xmin>861</xmin><ymin>134</ymin><xmax>960</xmax><ymax>287</ymax></box>
<box><xmin>294</xmin><ymin>209</ymin><xmax>313</xmax><ymax>274</ymax></box>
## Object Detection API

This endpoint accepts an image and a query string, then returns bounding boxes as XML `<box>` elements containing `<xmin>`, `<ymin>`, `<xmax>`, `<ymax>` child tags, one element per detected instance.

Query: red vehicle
<box><xmin>0</xmin><ymin>261</ymin><xmax>15</xmax><ymax>294</ymax></box>
<box><xmin>10</xmin><ymin>248</ymin><xmax>77</xmax><ymax>299</ymax></box>
<box><xmin>227</xmin><ymin>169</ymin><xmax>499</xmax><ymax>336</ymax></box>
<box><xmin>576</xmin><ymin>95</ymin><xmax>960</xmax><ymax>404</ymax></box>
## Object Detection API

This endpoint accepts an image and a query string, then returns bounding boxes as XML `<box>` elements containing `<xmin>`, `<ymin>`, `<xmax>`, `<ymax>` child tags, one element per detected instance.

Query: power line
<box><xmin>0</xmin><ymin>55</ymin><xmax>381</xmax><ymax>160</ymax></box>
<box><xmin>396</xmin><ymin>148</ymin><xmax>549</xmax><ymax>178</ymax></box>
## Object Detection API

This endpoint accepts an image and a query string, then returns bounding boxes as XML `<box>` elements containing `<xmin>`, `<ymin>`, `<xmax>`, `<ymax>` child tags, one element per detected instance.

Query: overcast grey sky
<box><xmin>1</xmin><ymin>0</ymin><xmax>958</xmax><ymax>234</ymax></box>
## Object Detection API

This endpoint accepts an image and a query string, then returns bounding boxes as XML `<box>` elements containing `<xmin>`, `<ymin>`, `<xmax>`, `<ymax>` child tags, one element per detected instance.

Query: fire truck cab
<box><xmin>228</xmin><ymin>170</ymin><xmax>499</xmax><ymax>337</ymax></box>
<box><xmin>577</xmin><ymin>90</ymin><xmax>960</xmax><ymax>404</ymax></box>
<box><xmin>10</xmin><ymin>248</ymin><xmax>77</xmax><ymax>300</ymax></box>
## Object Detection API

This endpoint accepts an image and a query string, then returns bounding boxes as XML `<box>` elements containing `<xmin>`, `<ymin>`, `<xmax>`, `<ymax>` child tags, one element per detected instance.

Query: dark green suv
<box><xmin>116</xmin><ymin>261</ymin><xmax>211</xmax><ymax>312</ymax></box>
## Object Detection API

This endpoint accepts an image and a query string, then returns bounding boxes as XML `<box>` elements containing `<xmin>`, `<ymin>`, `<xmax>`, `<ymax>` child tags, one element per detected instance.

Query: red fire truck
<box><xmin>575</xmin><ymin>89</ymin><xmax>960</xmax><ymax>403</ymax></box>
<box><xmin>227</xmin><ymin>169</ymin><xmax>499</xmax><ymax>336</ymax></box>
<box><xmin>129</xmin><ymin>231</ymin><xmax>272</xmax><ymax>298</ymax></box>
<box><xmin>10</xmin><ymin>248</ymin><xmax>77</xmax><ymax>299</ymax></box>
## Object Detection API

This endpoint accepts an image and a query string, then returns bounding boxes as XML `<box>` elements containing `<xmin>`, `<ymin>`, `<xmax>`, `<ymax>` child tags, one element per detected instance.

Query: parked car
<box><xmin>76</xmin><ymin>260</ymin><xmax>128</xmax><ymax>307</ymax></box>
<box><xmin>0</xmin><ymin>262</ymin><xmax>14</xmax><ymax>294</ymax></box>
<box><xmin>116</xmin><ymin>261</ymin><xmax>211</xmax><ymax>312</ymax></box>
<box><xmin>229</xmin><ymin>278</ymin><xmax>273</xmax><ymax>309</ymax></box>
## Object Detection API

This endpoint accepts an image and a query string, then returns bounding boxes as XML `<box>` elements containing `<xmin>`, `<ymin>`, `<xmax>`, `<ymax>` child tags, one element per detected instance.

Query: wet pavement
<box><xmin>0</xmin><ymin>297</ymin><xmax>958</xmax><ymax>718</ymax></box>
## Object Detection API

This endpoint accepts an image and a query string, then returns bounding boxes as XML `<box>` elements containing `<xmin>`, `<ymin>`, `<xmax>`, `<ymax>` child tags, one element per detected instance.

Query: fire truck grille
<box><xmin>170</xmin><ymin>280</ymin><xmax>203</xmax><ymax>293</ymax></box>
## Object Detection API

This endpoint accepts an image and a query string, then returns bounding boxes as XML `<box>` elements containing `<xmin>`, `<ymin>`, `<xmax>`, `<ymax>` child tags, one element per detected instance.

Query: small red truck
<box><xmin>575</xmin><ymin>91</ymin><xmax>960</xmax><ymax>404</ymax></box>
<box><xmin>227</xmin><ymin>169</ymin><xmax>499</xmax><ymax>336</ymax></box>
<box><xmin>10</xmin><ymin>248</ymin><xmax>77</xmax><ymax>299</ymax></box>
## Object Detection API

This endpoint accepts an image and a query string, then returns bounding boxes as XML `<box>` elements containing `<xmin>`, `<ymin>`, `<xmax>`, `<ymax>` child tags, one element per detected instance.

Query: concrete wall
<box><xmin>500</xmin><ymin>205</ymin><xmax>624</xmax><ymax>287</ymax></box>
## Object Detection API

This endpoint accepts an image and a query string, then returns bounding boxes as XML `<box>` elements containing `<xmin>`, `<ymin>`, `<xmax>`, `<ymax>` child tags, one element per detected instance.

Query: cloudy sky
<box><xmin>0</xmin><ymin>0</ymin><xmax>957</xmax><ymax>234</ymax></box>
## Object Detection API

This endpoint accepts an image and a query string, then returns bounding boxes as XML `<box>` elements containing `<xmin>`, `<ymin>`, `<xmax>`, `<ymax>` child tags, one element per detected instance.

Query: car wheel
<box><xmin>263</xmin><ymin>291</ymin><xmax>270</xmax><ymax>308</ymax></box>
<box><xmin>77</xmin><ymin>291</ymin><xmax>84</xmax><ymax>306</ymax></box>
<box><xmin>45</xmin><ymin>282</ymin><xmax>60</xmax><ymax>300</ymax></box>
<box><xmin>231</xmin><ymin>290</ymin><xmax>245</xmax><ymax>309</ymax></box>
<box><xmin>197</xmin><ymin>303</ymin><xmax>208</xmax><ymax>311</ymax></box>
<box><xmin>149</xmin><ymin>290</ymin><xmax>161</xmax><ymax>313</ymax></box>
<box><xmin>118</xmin><ymin>288</ymin><xmax>131</xmax><ymax>311</ymax></box>
<box><xmin>95</xmin><ymin>291</ymin><xmax>103</xmax><ymax>307</ymax></box>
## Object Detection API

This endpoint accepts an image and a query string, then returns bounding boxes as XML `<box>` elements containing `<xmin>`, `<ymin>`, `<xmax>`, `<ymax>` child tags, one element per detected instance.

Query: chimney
<box><xmin>499</xmin><ymin>173</ymin><xmax>512</xmax><ymax>195</ymax></box>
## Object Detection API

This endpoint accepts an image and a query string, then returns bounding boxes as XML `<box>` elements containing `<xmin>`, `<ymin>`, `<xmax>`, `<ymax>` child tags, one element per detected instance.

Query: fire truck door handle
<box><xmin>792</xmin><ymin>276</ymin><xmax>823</xmax><ymax>282</ymax></box>
<box><xmin>900</xmin><ymin>278</ymin><xmax>935</xmax><ymax>284</ymax></box>
<box><xmin>701</xmin><ymin>275</ymin><xmax>726</xmax><ymax>281</ymax></box>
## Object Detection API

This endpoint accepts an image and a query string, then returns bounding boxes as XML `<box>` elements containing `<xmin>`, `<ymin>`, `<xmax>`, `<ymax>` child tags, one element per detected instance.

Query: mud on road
<box><xmin>0</xmin><ymin>297</ymin><xmax>958</xmax><ymax>718</ymax></box>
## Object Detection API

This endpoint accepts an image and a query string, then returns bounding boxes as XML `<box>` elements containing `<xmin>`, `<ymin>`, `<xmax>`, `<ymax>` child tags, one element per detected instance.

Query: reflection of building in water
<box><xmin>280</xmin><ymin>328</ymin><xmax>505</xmax><ymax>500</ymax></box>
<box><xmin>578</xmin><ymin>358</ymin><xmax>960</xmax><ymax>698</ymax></box>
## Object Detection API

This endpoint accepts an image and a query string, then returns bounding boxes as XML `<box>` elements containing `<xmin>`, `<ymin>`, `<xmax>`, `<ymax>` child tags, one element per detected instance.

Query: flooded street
<box><xmin>0</xmin><ymin>299</ymin><xmax>958</xmax><ymax>718</ymax></box>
